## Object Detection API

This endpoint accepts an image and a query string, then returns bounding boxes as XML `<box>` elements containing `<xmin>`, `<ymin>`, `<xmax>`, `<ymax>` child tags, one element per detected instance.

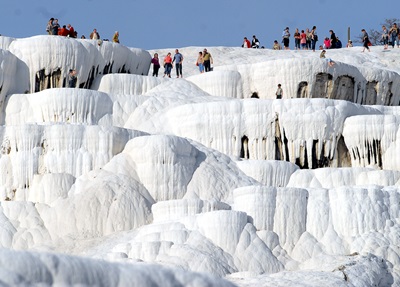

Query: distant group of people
<box><xmin>243</xmin><ymin>26</ymin><xmax>320</xmax><ymax>51</ymax></box>
<box><xmin>381</xmin><ymin>23</ymin><xmax>399</xmax><ymax>50</ymax></box>
<box><xmin>150</xmin><ymin>48</ymin><xmax>213</xmax><ymax>78</ymax></box>
<box><xmin>46</xmin><ymin>18</ymin><xmax>120</xmax><ymax>44</ymax></box>
<box><xmin>242</xmin><ymin>23</ymin><xmax>400</xmax><ymax>52</ymax></box>
<box><xmin>46</xmin><ymin>18</ymin><xmax>76</xmax><ymax>38</ymax></box>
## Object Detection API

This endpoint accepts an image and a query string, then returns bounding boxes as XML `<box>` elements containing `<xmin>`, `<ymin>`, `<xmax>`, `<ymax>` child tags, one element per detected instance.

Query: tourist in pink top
<box><xmin>323</xmin><ymin>37</ymin><xmax>331</xmax><ymax>49</ymax></box>
<box><xmin>300</xmin><ymin>30</ymin><xmax>307</xmax><ymax>49</ymax></box>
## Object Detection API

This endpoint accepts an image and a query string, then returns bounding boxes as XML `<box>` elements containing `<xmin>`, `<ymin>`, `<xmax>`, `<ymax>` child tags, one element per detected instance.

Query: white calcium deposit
<box><xmin>0</xmin><ymin>35</ymin><xmax>399</xmax><ymax>286</ymax></box>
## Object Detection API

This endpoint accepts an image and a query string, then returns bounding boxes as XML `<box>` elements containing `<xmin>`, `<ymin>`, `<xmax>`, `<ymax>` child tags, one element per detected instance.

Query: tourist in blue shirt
<box><xmin>172</xmin><ymin>49</ymin><xmax>184</xmax><ymax>78</ymax></box>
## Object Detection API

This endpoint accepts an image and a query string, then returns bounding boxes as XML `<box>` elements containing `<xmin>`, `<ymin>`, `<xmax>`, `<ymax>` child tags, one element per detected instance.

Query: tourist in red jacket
<box><xmin>242</xmin><ymin>37</ymin><xmax>251</xmax><ymax>48</ymax></box>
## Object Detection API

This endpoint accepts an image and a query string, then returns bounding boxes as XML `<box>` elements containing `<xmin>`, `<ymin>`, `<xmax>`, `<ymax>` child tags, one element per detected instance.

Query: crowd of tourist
<box><xmin>44</xmin><ymin>19</ymin><xmax>400</xmax><ymax>83</ymax></box>
<box><xmin>46</xmin><ymin>18</ymin><xmax>120</xmax><ymax>43</ymax></box>
<box><xmin>241</xmin><ymin>23</ymin><xmax>400</xmax><ymax>51</ymax></box>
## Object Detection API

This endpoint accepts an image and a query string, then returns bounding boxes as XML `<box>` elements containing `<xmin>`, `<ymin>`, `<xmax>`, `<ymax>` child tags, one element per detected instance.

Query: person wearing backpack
<box><xmin>329</xmin><ymin>30</ymin><xmax>337</xmax><ymax>49</ymax></box>
<box><xmin>310</xmin><ymin>26</ymin><xmax>318</xmax><ymax>51</ymax></box>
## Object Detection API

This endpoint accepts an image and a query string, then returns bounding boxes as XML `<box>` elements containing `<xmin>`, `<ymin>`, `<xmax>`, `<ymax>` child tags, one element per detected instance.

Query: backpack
<box><xmin>314</xmin><ymin>34</ymin><xmax>318</xmax><ymax>41</ymax></box>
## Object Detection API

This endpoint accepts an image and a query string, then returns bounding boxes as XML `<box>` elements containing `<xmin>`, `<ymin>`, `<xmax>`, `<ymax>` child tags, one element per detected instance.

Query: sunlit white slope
<box><xmin>4</xmin><ymin>88</ymin><xmax>113</xmax><ymax>125</ymax></box>
<box><xmin>1</xmin><ymin>37</ymin><xmax>400</xmax><ymax>287</ymax></box>
<box><xmin>0</xmin><ymin>248</ymin><xmax>235</xmax><ymax>287</ymax></box>
<box><xmin>92</xmin><ymin>74</ymin><xmax>165</xmax><ymax>95</ymax></box>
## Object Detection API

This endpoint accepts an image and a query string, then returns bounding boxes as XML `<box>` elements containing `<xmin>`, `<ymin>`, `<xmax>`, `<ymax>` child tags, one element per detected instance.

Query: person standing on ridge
<box><xmin>382</xmin><ymin>25</ymin><xmax>389</xmax><ymax>50</ymax></box>
<box><xmin>163</xmin><ymin>52</ymin><xmax>173</xmax><ymax>78</ymax></box>
<box><xmin>151</xmin><ymin>53</ymin><xmax>160</xmax><ymax>77</ymax></box>
<box><xmin>294</xmin><ymin>28</ymin><xmax>301</xmax><ymax>50</ymax></box>
<box><xmin>310</xmin><ymin>26</ymin><xmax>318</xmax><ymax>51</ymax></box>
<box><xmin>282</xmin><ymin>27</ymin><xmax>290</xmax><ymax>50</ymax></box>
<box><xmin>172</xmin><ymin>49</ymin><xmax>184</xmax><ymax>78</ymax></box>
<box><xmin>46</xmin><ymin>18</ymin><xmax>54</xmax><ymax>35</ymax></box>
<box><xmin>196</xmin><ymin>51</ymin><xmax>205</xmax><ymax>73</ymax></box>
<box><xmin>300</xmin><ymin>30</ymin><xmax>307</xmax><ymax>49</ymax></box>
<box><xmin>52</xmin><ymin>19</ymin><xmax>60</xmax><ymax>35</ymax></box>
<box><xmin>90</xmin><ymin>29</ymin><xmax>100</xmax><ymax>40</ymax></box>
<box><xmin>329</xmin><ymin>30</ymin><xmax>337</xmax><ymax>49</ymax></box>
<box><xmin>203</xmin><ymin>48</ymin><xmax>213</xmax><ymax>72</ymax></box>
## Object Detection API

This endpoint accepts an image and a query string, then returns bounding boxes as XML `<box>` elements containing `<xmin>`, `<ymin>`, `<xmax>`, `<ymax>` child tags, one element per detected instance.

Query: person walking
<box><xmin>203</xmin><ymin>48</ymin><xmax>213</xmax><ymax>72</ymax></box>
<box><xmin>172</xmin><ymin>49</ymin><xmax>184</xmax><ymax>78</ymax></box>
<box><xmin>196</xmin><ymin>51</ymin><xmax>205</xmax><ymax>73</ymax></box>
<box><xmin>276</xmin><ymin>84</ymin><xmax>283</xmax><ymax>99</ymax></box>
<box><xmin>151</xmin><ymin>53</ymin><xmax>160</xmax><ymax>77</ymax></box>
<box><xmin>361</xmin><ymin>29</ymin><xmax>370</xmax><ymax>52</ymax></box>
<box><xmin>382</xmin><ymin>25</ymin><xmax>389</xmax><ymax>50</ymax></box>
<box><xmin>389</xmin><ymin>23</ymin><xmax>398</xmax><ymax>48</ymax></box>
<box><xmin>163</xmin><ymin>52</ymin><xmax>173</xmax><ymax>78</ymax></box>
